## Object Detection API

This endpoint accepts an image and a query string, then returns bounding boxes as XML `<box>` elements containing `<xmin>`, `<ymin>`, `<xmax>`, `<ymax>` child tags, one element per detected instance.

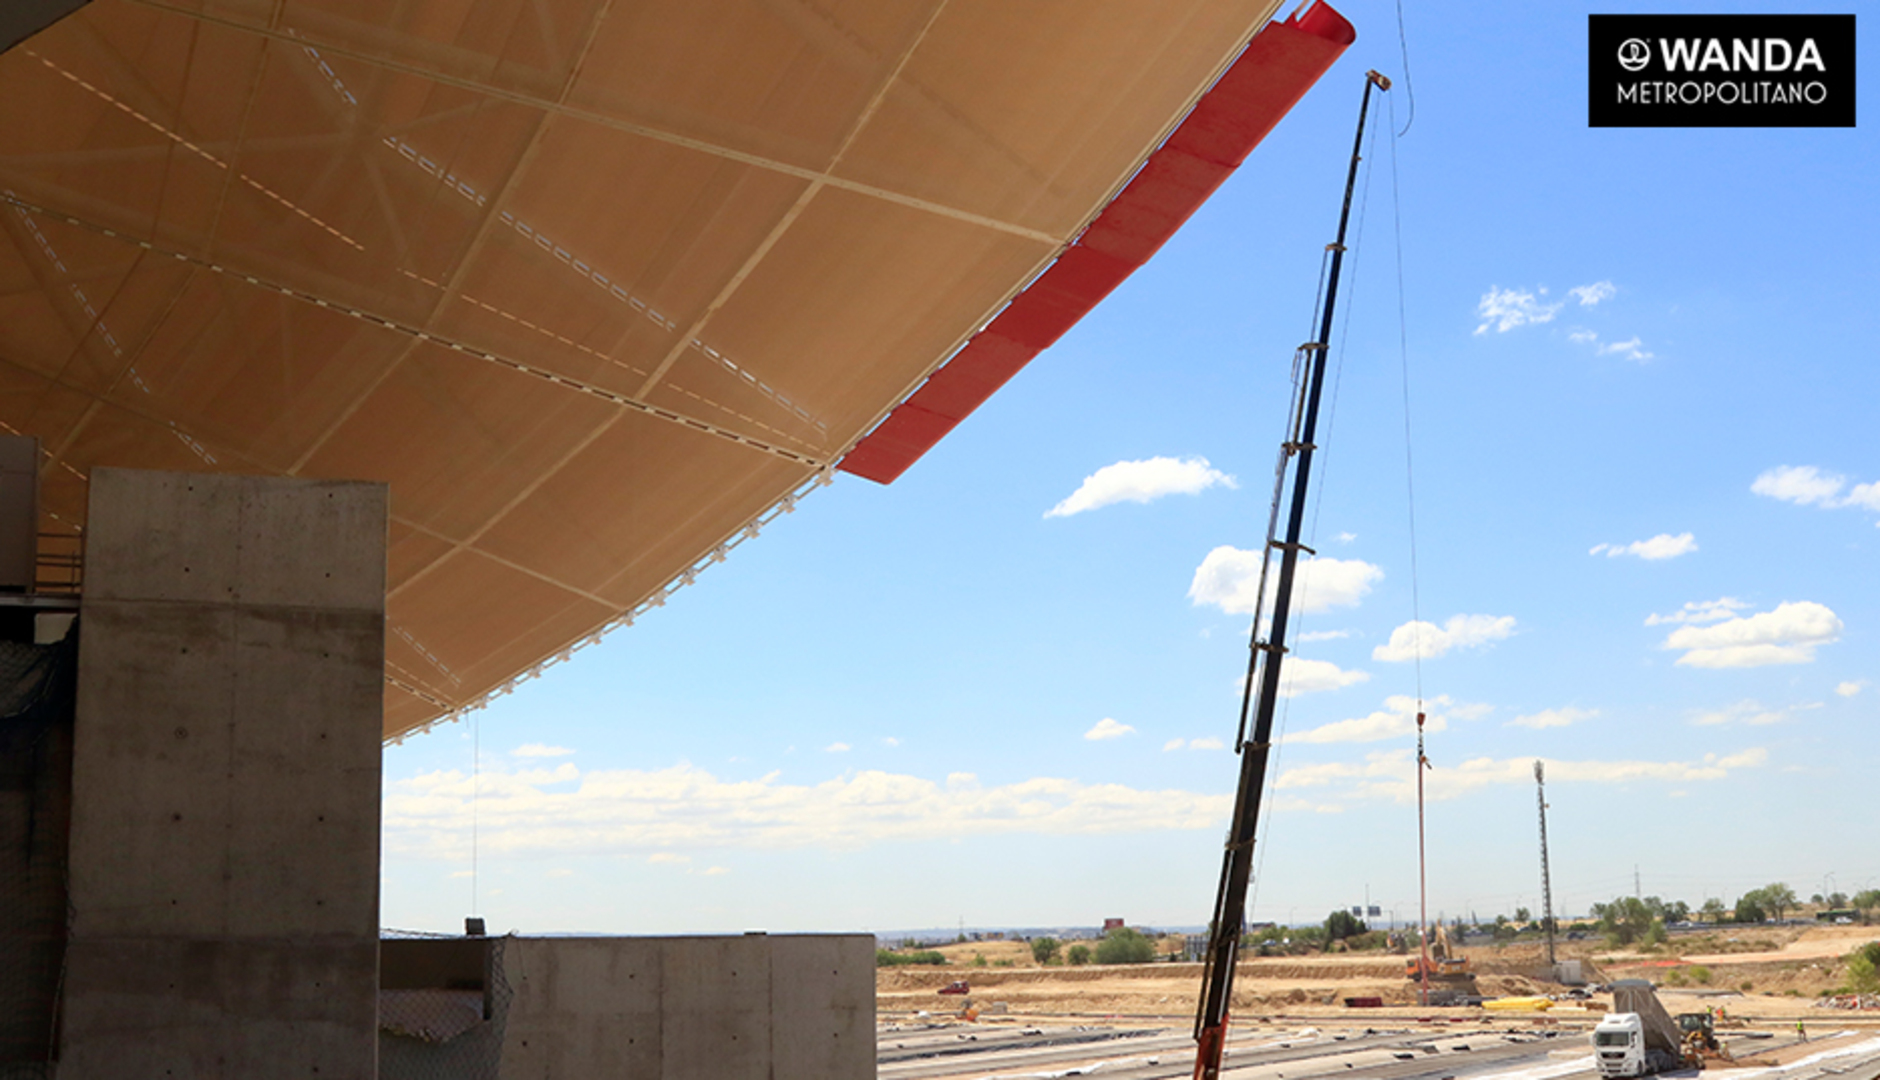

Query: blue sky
<box><xmin>380</xmin><ymin>0</ymin><xmax>1879</xmax><ymax>936</ymax></box>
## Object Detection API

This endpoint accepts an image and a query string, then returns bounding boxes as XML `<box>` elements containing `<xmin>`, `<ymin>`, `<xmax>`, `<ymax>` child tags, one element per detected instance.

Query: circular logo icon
<box><xmin>1617</xmin><ymin>38</ymin><xmax>1651</xmax><ymax>72</ymax></box>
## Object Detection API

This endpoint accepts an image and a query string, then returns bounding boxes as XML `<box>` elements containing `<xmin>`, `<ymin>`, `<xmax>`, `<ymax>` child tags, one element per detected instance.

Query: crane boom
<box><xmin>1191</xmin><ymin>69</ymin><xmax>1388</xmax><ymax>1080</ymax></box>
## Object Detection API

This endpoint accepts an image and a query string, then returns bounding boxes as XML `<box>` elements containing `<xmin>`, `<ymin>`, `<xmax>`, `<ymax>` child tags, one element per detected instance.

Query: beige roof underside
<box><xmin>0</xmin><ymin>0</ymin><xmax>1282</xmax><ymax>739</ymax></box>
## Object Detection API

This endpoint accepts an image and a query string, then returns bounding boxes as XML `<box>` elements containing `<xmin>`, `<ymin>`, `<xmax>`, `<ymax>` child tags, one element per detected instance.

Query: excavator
<box><xmin>1404</xmin><ymin>924</ymin><xmax>1473</xmax><ymax>981</ymax></box>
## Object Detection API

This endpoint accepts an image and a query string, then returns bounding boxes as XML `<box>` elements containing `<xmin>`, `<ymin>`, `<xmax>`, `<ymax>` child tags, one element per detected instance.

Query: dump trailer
<box><xmin>1594</xmin><ymin>980</ymin><xmax>1690</xmax><ymax>1078</ymax></box>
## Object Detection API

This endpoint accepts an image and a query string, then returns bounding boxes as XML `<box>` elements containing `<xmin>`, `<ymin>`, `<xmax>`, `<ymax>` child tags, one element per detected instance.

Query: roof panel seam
<box><xmin>124</xmin><ymin>0</ymin><xmax>1064</xmax><ymax>245</ymax></box>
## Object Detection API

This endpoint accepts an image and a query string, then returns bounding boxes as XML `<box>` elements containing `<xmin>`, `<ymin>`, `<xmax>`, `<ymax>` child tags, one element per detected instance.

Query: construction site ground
<box><xmin>878</xmin><ymin>926</ymin><xmax>1880</xmax><ymax>1035</ymax></box>
<box><xmin>877</xmin><ymin>1014</ymin><xmax>1880</xmax><ymax>1080</ymax></box>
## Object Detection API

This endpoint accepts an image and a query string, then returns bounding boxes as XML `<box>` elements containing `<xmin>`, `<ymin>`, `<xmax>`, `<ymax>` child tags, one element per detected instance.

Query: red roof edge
<box><xmin>839</xmin><ymin>1</ymin><xmax>1355</xmax><ymax>486</ymax></box>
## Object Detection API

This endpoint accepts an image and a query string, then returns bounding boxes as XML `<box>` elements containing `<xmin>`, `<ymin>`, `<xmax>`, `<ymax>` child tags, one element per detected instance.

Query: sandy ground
<box><xmin>1679</xmin><ymin>925</ymin><xmax>1880</xmax><ymax>965</ymax></box>
<box><xmin>879</xmin><ymin>926</ymin><xmax>1880</xmax><ymax>1025</ymax></box>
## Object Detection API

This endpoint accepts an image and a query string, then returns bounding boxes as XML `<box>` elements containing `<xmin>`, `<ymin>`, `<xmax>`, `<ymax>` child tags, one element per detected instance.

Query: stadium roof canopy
<box><xmin>0</xmin><ymin>0</ymin><xmax>1351</xmax><ymax>740</ymax></box>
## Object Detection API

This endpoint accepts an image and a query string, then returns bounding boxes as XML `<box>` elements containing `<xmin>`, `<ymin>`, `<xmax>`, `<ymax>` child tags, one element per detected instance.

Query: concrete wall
<box><xmin>60</xmin><ymin>469</ymin><xmax>387</xmax><ymax>1079</ymax></box>
<box><xmin>500</xmin><ymin>934</ymin><xmax>874</xmax><ymax>1080</ymax></box>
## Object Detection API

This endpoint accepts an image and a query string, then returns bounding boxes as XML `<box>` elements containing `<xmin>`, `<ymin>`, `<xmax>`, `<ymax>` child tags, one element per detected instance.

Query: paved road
<box><xmin>876</xmin><ymin>1022</ymin><xmax>1880</xmax><ymax>1080</ymax></box>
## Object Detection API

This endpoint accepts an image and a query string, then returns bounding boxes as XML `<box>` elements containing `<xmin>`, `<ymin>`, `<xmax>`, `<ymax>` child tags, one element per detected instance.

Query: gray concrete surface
<box><xmin>60</xmin><ymin>469</ymin><xmax>387</xmax><ymax>1079</ymax></box>
<box><xmin>502</xmin><ymin>933</ymin><xmax>874</xmax><ymax>1079</ymax></box>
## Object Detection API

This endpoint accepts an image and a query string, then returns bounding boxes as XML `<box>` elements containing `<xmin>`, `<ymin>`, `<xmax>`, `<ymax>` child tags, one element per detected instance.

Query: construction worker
<box><xmin>1796</xmin><ymin>1019</ymin><xmax>1806</xmax><ymax>1041</ymax></box>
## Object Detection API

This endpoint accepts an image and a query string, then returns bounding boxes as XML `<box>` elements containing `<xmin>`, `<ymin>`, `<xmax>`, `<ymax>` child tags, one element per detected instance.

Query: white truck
<box><xmin>1592</xmin><ymin>980</ymin><xmax>1688</xmax><ymax>1078</ymax></box>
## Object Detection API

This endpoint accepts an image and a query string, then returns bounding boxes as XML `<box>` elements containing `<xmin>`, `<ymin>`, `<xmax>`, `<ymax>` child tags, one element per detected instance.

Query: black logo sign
<box><xmin>1589</xmin><ymin>14</ymin><xmax>1855</xmax><ymax>127</ymax></box>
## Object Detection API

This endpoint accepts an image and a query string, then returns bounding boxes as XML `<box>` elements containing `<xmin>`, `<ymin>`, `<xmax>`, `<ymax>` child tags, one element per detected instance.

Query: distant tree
<box><xmin>1515</xmin><ymin>907</ymin><xmax>1532</xmax><ymax>924</ymax></box>
<box><xmin>1599</xmin><ymin>896</ymin><xmax>1658</xmax><ymax>945</ymax></box>
<box><xmin>1066</xmin><ymin>944</ymin><xmax>1091</xmax><ymax>966</ymax></box>
<box><xmin>1664</xmin><ymin>900</ymin><xmax>1691</xmax><ymax>923</ymax></box>
<box><xmin>1733</xmin><ymin>894</ymin><xmax>1766</xmax><ymax>924</ymax></box>
<box><xmin>1031</xmin><ymin>937</ymin><xmax>1061</xmax><ymax>965</ymax></box>
<box><xmin>1760</xmin><ymin>883</ymin><xmax>1797</xmax><ymax>923</ymax></box>
<box><xmin>1700</xmin><ymin>898</ymin><xmax>1726</xmax><ymax>921</ymax></box>
<box><xmin>1325</xmin><ymin>910</ymin><xmax>1367</xmax><ymax>943</ymax></box>
<box><xmin>1853</xmin><ymin>890</ymin><xmax>1880</xmax><ymax>919</ymax></box>
<box><xmin>1095</xmin><ymin>927</ymin><xmax>1156</xmax><ymax>965</ymax></box>
<box><xmin>1812</xmin><ymin>894</ymin><xmax>1827</xmax><ymax>906</ymax></box>
<box><xmin>876</xmin><ymin>949</ymin><xmax>948</xmax><ymax>967</ymax></box>
<box><xmin>1828</xmin><ymin>892</ymin><xmax>1849</xmax><ymax>909</ymax></box>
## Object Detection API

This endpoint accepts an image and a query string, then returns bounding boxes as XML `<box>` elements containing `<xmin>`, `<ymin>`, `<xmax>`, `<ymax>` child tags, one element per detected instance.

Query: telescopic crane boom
<box><xmin>1191</xmin><ymin>69</ymin><xmax>1388</xmax><ymax>1080</ymax></box>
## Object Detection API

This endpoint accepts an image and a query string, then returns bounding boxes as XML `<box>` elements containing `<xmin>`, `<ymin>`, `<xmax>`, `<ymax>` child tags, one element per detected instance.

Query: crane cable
<box><xmin>1387</xmin><ymin>91</ymin><xmax>1425</xmax><ymax>716</ymax></box>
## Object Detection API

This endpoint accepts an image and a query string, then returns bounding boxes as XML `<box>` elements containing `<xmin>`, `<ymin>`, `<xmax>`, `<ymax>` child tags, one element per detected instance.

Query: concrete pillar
<box><xmin>59</xmin><ymin>469</ymin><xmax>387</xmax><ymax>1079</ymax></box>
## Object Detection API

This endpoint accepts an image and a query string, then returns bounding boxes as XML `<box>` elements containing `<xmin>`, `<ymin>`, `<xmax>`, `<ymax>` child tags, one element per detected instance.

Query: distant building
<box><xmin>1103</xmin><ymin>918</ymin><xmax>1125</xmax><ymax>932</ymax></box>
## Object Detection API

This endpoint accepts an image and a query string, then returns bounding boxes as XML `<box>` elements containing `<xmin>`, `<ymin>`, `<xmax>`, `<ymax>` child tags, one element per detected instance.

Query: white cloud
<box><xmin>647</xmin><ymin>852</ymin><xmax>691</xmax><ymax>864</ymax></box>
<box><xmin>1335</xmin><ymin>532</ymin><xmax>1358</xmax><ymax>544</ymax></box>
<box><xmin>1277</xmin><ymin>751</ymin><xmax>1410</xmax><ymax>789</ymax></box>
<box><xmin>1188</xmin><ymin>548</ymin><xmax>1383</xmax><ymax>616</ymax></box>
<box><xmin>1590</xmin><ymin>532</ymin><xmax>1695</xmax><ymax>560</ymax></box>
<box><xmin>1284</xmin><ymin>694</ymin><xmax>1450</xmax><ymax>745</ymax></box>
<box><xmin>1570</xmin><ymin>281</ymin><xmax>1616</xmax><ymax>306</ymax></box>
<box><xmin>1645</xmin><ymin>597</ymin><xmax>1747</xmax><ymax>626</ymax></box>
<box><xmin>1475</xmin><ymin>286</ymin><xmax>1563</xmax><ymax>334</ymax></box>
<box><xmin>1298</xmin><ymin>629</ymin><xmax>1351</xmax><ymax>642</ymax></box>
<box><xmin>1085</xmin><ymin>718</ymin><xmax>1134</xmax><ymax>741</ymax></box>
<box><xmin>1271</xmin><ymin>797</ymin><xmax>1346</xmax><ymax>814</ymax></box>
<box><xmin>824</xmin><ymin>742</ymin><xmax>851</xmax><ymax>753</ymax></box>
<box><xmin>1274</xmin><ymin>657</ymin><xmax>1370</xmax><ymax>697</ymax></box>
<box><xmin>1372</xmin><ymin>614</ymin><xmax>1516</xmax><ymax>662</ymax></box>
<box><xmin>1663</xmin><ymin>600</ymin><xmax>1842</xmax><ymax>668</ymax></box>
<box><xmin>1568</xmin><ymin>329</ymin><xmax>1599</xmax><ymax>344</ymax></box>
<box><xmin>383</xmin><ymin>762</ymin><xmax>1233</xmax><ymax>858</ymax></box>
<box><xmin>882</xmin><ymin>737</ymin><xmax>901</xmax><ymax>747</ymax></box>
<box><xmin>1448</xmin><ymin>701</ymin><xmax>1495</xmax><ymax>721</ymax></box>
<box><xmin>514</xmin><ymin>743</ymin><xmax>575</xmax><ymax>758</ymax></box>
<box><xmin>1163</xmin><ymin>738</ymin><xmax>1185</xmax><ymax>751</ymax></box>
<box><xmin>1276</xmin><ymin>747</ymin><xmax>1766</xmax><ymax>805</ymax></box>
<box><xmin>1596</xmin><ymin>337</ymin><xmax>1653</xmax><ymax>361</ymax></box>
<box><xmin>1507</xmin><ymin>707</ymin><xmax>1598</xmax><ymax>730</ymax></box>
<box><xmin>1753</xmin><ymin>465</ymin><xmax>1880</xmax><ymax>524</ymax></box>
<box><xmin>1189</xmin><ymin>736</ymin><xmax>1225</xmax><ymax>750</ymax></box>
<box><xmin>1046</xmin><ymin>456</ymin><xmax>1236</xmax><ymax>518</ymax></box>
<box><xmin>1843</xmin><ymin>482</ymin><xmax>1880</xmax><ymax>512</ymax></box>
<box><xmin>1691</xmin><ymin>700</ymin><xmax>1789</xmax><ymax>727</ymax></box>
<box><xmin>1837</xmin><ymin>680</ymin><xmax>1866</xmax><ymax>698</ymax></box>
<box><xmin>700</xmin><ymin>866</ymin><xmax>730</xmax><ymax>876</ymax></box>
<box><xmin>1752</xmin><ymin>465</ymin><xmax>1845</xmax><ymax>506</ymax></box>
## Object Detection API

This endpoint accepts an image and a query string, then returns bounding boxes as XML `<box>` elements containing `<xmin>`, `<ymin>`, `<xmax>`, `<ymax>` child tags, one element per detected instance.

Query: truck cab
<box><xmin>1595</xmin><ymin>1013</ymin><xmax>1647</xmax><ymax>1078</ymax></box>
<box><xmin>1593</xmin><ymin>1013</ymin><xmax>1683</xmax><ymax>1078</ymax></box>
